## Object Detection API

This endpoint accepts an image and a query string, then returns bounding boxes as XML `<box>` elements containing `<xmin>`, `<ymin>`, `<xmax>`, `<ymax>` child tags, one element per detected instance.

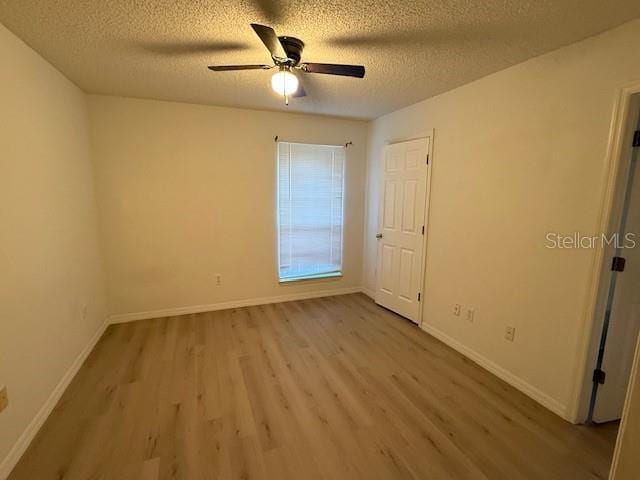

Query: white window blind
<box><xmin>277</xmin><ymin>142</ymin><xmax>346</xmax><ymax>281</ymax></box>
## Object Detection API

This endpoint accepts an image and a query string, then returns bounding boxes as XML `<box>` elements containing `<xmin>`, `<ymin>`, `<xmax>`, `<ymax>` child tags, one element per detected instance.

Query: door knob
<box><xmin>376</xmin><ymin>233</ymin><xmax>383</xmax><ymax>239</ymax></box>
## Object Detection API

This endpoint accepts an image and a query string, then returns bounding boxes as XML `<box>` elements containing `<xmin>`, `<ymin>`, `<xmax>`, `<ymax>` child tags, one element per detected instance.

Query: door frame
<box><xmin>569</xmin><ymin>82</ymin><xmax>640</xmax><ymax>423</ymax></box>
<box><xmin>374</xmin><ymin>131</ymin><xmax>435</xmax><ymax>326</ymax></box>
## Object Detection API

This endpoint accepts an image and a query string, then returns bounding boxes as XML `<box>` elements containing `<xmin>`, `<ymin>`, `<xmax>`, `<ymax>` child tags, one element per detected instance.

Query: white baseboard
<box><xmin>0</xmin><ymin>290</ymin><xmax>571</xmax><ymax>479</ymax></box>
<box><xmin>109</xmin><ymin>286</ymin><xmax>364</xmax><ymax>324</ymax></box>
<box><xmin>0</xmin><ymin>319</ymin><xmax>109</xmax><ymax>480</ymax></box>
<box><xmin>0</xmin><ymin>287</ymin><xmax>366</xmax><ymax>478</ymax></box>
<box><xmin>421</xmin><ymin>323</ymin><xmax>568</xmax><ymax>420</ymax></box>
<box><xmin>361</xmin><ymin>286</ymin><xmax>376</xmax><ymax>299</ymax></box>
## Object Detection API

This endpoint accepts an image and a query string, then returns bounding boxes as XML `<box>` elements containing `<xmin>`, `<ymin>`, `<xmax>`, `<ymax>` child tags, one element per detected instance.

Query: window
<box><xmin>277</xmin><ymin>142</ymin><xmax>346</xmax><ymax>282</ymax></box>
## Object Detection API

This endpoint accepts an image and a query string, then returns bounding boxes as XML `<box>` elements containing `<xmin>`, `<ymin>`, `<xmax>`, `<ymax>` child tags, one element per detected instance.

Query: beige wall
<box><xmin>5</xmin><ymin>8</ymin><xmax>640</xmax><ymax>475</ymax></box>
<box><xmin>363</xmin><ymin>19</ymin><xmax>640</xmax><ymax>419</ymax></box>
<box><xmin>0</xmin><ymin>23</ymin><xmax>107</xmax><ymax>470</ymax></box>
<box><xmin>88</xmin><ymin>96</ymin><xmax>368</xmax><ymax>318</ymax></box>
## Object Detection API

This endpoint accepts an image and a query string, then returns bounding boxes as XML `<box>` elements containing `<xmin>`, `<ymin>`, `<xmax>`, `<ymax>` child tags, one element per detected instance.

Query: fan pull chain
<box><xmin>285</xmin><ymin>73</ymin><xmax>289</xmax><ymax>105</ymax></box>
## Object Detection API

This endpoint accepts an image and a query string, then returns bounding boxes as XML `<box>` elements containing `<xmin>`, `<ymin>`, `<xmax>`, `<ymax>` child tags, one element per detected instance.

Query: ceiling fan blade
<box><xmin>208</xmin><ymin>64</ymin><xmax>272</xmax><ymax>71</ymax></box>
<box><xmin>301</xmin><ymin>63</ymin><xmax>365</xmax><ymax>78</ymax></box>
<box><xmin>251</xmin><ymin>23</ymin><xmax>288</xmax><ymax>61</ymax></box>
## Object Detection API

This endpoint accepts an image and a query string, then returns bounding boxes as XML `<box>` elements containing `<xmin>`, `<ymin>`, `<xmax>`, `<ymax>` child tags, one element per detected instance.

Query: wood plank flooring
<box><xmin>8</xmin><ymin>293</ymin><xmax>618</xmax><ymax>480</ymax></box>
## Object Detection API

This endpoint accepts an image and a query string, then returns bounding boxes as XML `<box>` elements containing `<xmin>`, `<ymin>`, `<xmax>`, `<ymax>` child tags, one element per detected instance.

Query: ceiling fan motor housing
<box><xmin>278</xmin><ymin>36</ymin><xmax>304</xmax><ymax>66</ymax></box>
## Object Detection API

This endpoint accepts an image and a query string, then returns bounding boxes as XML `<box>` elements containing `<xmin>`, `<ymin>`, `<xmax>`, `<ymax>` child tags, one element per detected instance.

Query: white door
<box><xmin>375</xmin><ymin>137</ymin><xmax>430</xmax><ymax>324</ymax></box>
<box><xmin>593</xmin><ymin>153</ymin><xmax>640</xmax><ymax>422</ymax></box>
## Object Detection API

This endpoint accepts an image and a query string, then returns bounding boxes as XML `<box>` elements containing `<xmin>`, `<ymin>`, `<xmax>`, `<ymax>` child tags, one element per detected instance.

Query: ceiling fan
<box><xmin>208</xmin><ymin>24</ymin><xmax>366</xmax><ymax>104</ymax></box>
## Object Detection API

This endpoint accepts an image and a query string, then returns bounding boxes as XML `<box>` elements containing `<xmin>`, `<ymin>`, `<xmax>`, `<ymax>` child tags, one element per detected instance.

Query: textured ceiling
<box><xmin>2</xmin><ymin>1</ymin><xmax>640</xmax><ymax>119</ymax></box>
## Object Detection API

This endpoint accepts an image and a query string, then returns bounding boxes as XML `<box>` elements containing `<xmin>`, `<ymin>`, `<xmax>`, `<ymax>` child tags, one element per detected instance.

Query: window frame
<box><xmin>275</xmin><ymin>140</ymin><xmax>347</xmax><ymax>284</ymax></box>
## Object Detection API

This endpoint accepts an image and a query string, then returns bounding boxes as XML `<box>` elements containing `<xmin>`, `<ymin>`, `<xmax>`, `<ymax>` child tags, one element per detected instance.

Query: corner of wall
<box><xmin>0</xmin><ymin>319</ymin><xmax>109</xmax><ymax>480</ymax></box>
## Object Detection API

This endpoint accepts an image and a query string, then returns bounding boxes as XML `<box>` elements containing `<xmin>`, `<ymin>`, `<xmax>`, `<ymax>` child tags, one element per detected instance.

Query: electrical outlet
<box><xmin>453</xmin><ymin>304</ymin><xmax>462</xmax><ymax>316</ymax></box>
<box><xmin>505</xmin><ymin>326</ymin><xmax>516</xmax><ymax>342</ymax></box>
<box><xmin>215</xmin><ymin>274</ymin><xmax>222</xmax><ymax>286</ymax></box>
<box><xmin>0</xmin><ymin>386</ymin><xmax>8</xmax><ymax>413</ymax></box>
<box><xmin>466</xmin><ymin>308</ymin><xmax>475</xmax><ymax>323</ymax></box>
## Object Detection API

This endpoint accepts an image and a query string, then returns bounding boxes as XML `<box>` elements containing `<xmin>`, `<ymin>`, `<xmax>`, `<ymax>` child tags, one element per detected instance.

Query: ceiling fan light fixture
<box><xmin>208</xmin><ymin>24</ymin><xmax>365</xmax><ymax>104</ymax></box>
<box><xmin>271</xmin><ymin>68</ymin><xmax>299</xmax><ymax>96</ymax></box>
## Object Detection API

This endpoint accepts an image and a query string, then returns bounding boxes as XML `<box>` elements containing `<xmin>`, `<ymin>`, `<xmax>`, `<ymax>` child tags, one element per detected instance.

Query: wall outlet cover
<box><xmin>0</xmin><ymin>386</ymin><xmax>8</xmax><ymax>413</ymax></box>
<box><xmin>466</xmin><ymin>308</ymin><xmax>475</xmax><ymax>323</ymax></box>
<box><xmin>505</xmin><ymin>326</ymin><xmax>516</xmax><ymax>342</ymax></box>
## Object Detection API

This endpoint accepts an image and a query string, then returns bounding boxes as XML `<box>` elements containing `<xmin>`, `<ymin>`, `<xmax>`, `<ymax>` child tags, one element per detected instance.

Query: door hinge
<box><xmin>418</xmin><ymin>293</ymin><xmax>421</xmax><ymax>302</ymax></box>
<box><xmin>426</xmin><ymin>153</ymin><xmax>429</xmax><ymax>165</ymax></box>
<box><xmin>633</xmin><ymin>130</ymin><xmax>640</xmax><ymax>147</ymax></box>
<box><xmin>611</xmin><ymin>256</ymin><xmax>626</xmax><ymax>272</ymax></box>
<box><xmin>593</xmin><ymin>368</ymin><xmax>606</xmax><ymax>385</ymax></box>
<box><xmin>421</xmin><ymin>225</ymin><xmax>425</xmax><ymax>235</ymax></box>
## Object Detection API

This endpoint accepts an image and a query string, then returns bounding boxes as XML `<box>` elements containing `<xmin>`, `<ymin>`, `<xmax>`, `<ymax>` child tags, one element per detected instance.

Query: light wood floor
<box><xmin>9</xmin><ymin>293</ymin><xmax>618</xmax><ymax>480</ymax></box>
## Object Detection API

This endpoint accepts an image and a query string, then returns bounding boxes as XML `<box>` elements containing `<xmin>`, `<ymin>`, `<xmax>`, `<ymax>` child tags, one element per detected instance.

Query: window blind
<box><xmin>277</xmin><ymin>142</ymin><xmax>345</xmax><ymax>281</ymax></box>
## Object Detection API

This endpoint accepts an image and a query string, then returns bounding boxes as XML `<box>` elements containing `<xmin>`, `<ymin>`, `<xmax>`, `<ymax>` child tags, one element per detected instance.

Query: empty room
<box><xmin>2</xmin><ymin>1</ymin><xmax>640</xmax><ymax>479</ymax></box>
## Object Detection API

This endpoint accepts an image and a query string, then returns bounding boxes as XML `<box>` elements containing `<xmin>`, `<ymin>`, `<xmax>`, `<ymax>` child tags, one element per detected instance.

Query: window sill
<box><xmin>279</xmin><ymin>272</ymin><xmax>343</xmax><ymax>284</ymax></box>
